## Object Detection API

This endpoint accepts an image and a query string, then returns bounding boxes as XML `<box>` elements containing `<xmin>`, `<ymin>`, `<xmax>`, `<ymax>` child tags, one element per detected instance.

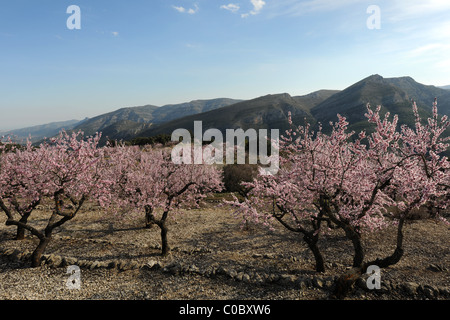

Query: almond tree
<box><xmin>103</xmin><ymin>144</ymin><xmax>223</xmax><ymax>256</ymax></box>
<box><xmin>1</xmin><ymin>131</ymin><xmax>108</xmax><ymax>267</ymax></box>
<box><xmin>0</xmin><ymin>140</ymin><xmax>45</xmax><ymax>240</ymax></box>
<box><xmin>332</xmin><ymin>100</ymin><xmax>450</xmax><ymax>297</ymax></box>
<box><xmin>228</xmin><ymin>100</ymin><xmax>450</xmax><ymax>292</ymax></box>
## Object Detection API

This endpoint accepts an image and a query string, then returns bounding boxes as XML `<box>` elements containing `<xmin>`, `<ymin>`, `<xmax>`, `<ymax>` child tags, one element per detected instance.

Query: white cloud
<box><xmin>221</xmin><ymin>3</ymin><xmax>240</xmax><ymax>13</ymax></box>
<box><xmin>188</xmin><ymin>4</ymin><xmax>199</xmax><ymax>14</ymax></box>
<box><xmin>241</xmin><ymin>0</ymin><xmax>266</xmax><ymax>18</ymax></box>
<box><xmin>172</xmin><ymin>4</ymin><xmax>198</xmax><ymax>14</ymax></box>
<box><xmin>111</xmin><ymin>31</ymin><xmax>119</xmax><ymax>37</ymax></box>
<box><xmin>388</xmin><ymin>0</ymin><xmax>450</xmax><ymax>22</ymax></box>
<box><xmin>172</xmin><ymin>5</ymin><xmax>186</xmax><ymax>13</ymax></box>
<box><xmin>250</xmin><ymin>0</ymin><xmax>266</xmax><ymax>13</ymax></box>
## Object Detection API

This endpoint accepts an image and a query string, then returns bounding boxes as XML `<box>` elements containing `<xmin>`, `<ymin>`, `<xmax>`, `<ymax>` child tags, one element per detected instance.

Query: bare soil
<box><xmin>0</xmin><ymin>199</ymin><xmax>449</xmax><ymax>300</ymax></box>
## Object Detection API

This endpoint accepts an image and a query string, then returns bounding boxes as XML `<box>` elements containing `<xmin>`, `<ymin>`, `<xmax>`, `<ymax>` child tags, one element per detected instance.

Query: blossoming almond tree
<box><xmin>333</xmin><ymin>100</ymin><xmax>450</xmax><ymax>297</ymax></box>
<box><xmin>1</xmin><ymin>131</ymin><xmax>108</xmax><ymax>267</ymax></box>
<box><xmin>0</xmin><ymin>140</ymin><xmax>46</xmax><ymax>240</ymax></box>
<box><xmin>103</xmin><ymin>144</ymin><xmax>223</xmax><ymax>256</ymax></box>
<box><xmin>228</xmin><ymin>100</ymin><xmax>450</xmax><ymax>293</ymax></box>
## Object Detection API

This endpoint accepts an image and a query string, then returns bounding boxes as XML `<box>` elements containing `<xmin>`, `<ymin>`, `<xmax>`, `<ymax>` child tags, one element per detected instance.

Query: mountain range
<box><xmin>4</xmin><ymin>75</ymin><xmax>450</xmax><ymax>145</ymax></box>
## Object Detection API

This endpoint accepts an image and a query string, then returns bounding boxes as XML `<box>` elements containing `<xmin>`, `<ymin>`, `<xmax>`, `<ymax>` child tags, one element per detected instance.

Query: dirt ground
<box><xmin>0</xmin><ymin>198</ymin><xmax>449</xmax><ymax>301</ymax></box>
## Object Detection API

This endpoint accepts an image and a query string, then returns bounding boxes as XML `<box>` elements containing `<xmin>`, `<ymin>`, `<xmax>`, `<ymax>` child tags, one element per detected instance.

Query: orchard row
<box><xmin>1</xmin><ymin>100</ymin><xmax>449</xmax><ymax>298</ymax></box>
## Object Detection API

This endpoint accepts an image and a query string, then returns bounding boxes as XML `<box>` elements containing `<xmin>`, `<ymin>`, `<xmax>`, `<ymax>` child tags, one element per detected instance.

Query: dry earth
<box><xmin>0</xmin><ymin>198</ymin><xmax>449</xmax><ymax>301</ymax></box>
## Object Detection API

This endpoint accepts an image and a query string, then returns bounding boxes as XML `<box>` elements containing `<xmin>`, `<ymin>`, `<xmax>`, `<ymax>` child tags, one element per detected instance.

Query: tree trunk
<box><xmin>31</xmin><ymin>236</ymin><xmax>51</xmax><ymax>268</ymax></box>
<box><xmin>332</xmin><ymin>227</ymin><xmax>366</xmax><ymax>298</ymax></box>
<box><xmin>16</xmin><ymin>226</ymin><xmax>26</xmax><ymax>240</ymax></box>
<box><xmin>334</xmin><ymin>267</ymin><xmax>364</xmax><ymax>299</ymax></box>
<box><xmin>342</xmin><ymin>225</ymin><xmax>364</xmax><ymax>268</ymax></box>
<box><xmin>145</xmin><ymin>210</ymin><xmax>155</xmax><ymax>229</ymax></box>
<box><xmin>334</xmin><ymin>218</ymin><xmax>406</xmax><ymax>299</ymax></box>
<box><xmin>144</xmin><ymin>205</ymin><xmax>155</xmax><ymax>229</ymax></box>
<box><xmin>15</xmin><ymin>214</ymin><xmax>31</xmax><ymax>240</ymax></box>
<box><xmin>304</xmin><ymin>234</ymin><xmax>325</xmax><ymax>272</ymax></box>
<box><xmin>365</xmin><ymin>218</ymin><xmax>405</xmax><ymax>269</ymax></box>
<box><xmin>160</xmin><ymin>221</ymin><xmax>170</xmax><ymax>256</ymax></box>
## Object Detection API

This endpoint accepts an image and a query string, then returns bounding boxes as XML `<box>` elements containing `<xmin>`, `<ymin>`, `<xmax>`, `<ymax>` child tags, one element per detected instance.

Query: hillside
<box><xmin>310</xmin><ymin>75</ymin><xmax>450</xmax><ymax>134</ymax></box>
<box><xmin>71</xmin><ymin>98</ymin><xmax>242</xmax><ymax>140</ymax></box>
<box><xmin>139</xmin><ymin>91</ymin><xmax>338</xmax><ymax>138</ymax></box>
<box><xmin>138</xmin><ymin>75</ymin><xmax>450</xmax><ymax>141</ymax></box>
<box><xmin>72</xmin><ymin>105</ymin><xmax>159</xmax><ymax>137</ymax></box>
<box><xmin>3</xmin><ymin>119</ymin><xmax>85</xmax><ymax>143</ymax></box>
<box><xmin>6</xmin><ymin>75</ymin><xmax>450</xmax><ymax>145</ymax></box>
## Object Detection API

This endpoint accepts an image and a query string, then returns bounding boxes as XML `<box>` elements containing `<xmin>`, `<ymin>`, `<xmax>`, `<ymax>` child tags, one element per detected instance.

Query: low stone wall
<box><xmin>1</xmin><ymin>246</ymin><xmax>449</xmax><ymax>300</ymax></box>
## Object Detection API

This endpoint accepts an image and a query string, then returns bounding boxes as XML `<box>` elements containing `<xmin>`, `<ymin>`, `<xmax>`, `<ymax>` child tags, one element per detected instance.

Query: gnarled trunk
<box><xmin>31</xmin><ymin>236</ymin><xmax>51</xmax><ymax>268</ymax></box>
<box><xmin>160</xmin><ymin>221</ymin><xmax>170</xmax><ymax>256</ymax></box>
<box><xmin>304</xmin><ymin>234</ymin><xmax>325</xmax><ymax>273</ymax></box>
<box><xmin>15</xmin><ymin>213</ymin><xmax>31</xmax><ymax>240</ymax></box>
<box><xmin>334</xmin><ymin>218</ymin><xmax>406</xmax><ymax>299</ymax></box>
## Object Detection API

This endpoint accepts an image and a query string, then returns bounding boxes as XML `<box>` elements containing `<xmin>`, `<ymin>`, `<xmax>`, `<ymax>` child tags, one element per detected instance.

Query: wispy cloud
<box><xmin>172</xmin><ymin>3</ymin><xmax>199</xmax><ymax>14</ymax></box>
<box><xmin>221</xmin><ymin>3</ymin><xmax>240</xmax><ymax>13</ymax></box>
<box><xmin>241</xmin><ymin>0</ymin><xmax>266</xmax><ymax>18</ymax></box>
<box><xmin>111</xmin><ymin>31</ymin><xmax>119</xmax><ymax>37</ymax></box>
<box><xmin>387</xmin><ymin>0</ymin><xmax>450</xmax><ymax>22</ymax></box>
<box><xmin>172</xmin><ymin>5</ymin><xmax>186</xmax><ymax>13</ymax></box>
<box><xmin>267</xmin><ymin>0</ymin><xmax>361</xmax><ymax>17</ymax></box>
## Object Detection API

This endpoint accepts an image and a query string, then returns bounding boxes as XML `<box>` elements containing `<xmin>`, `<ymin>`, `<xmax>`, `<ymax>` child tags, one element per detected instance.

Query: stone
<box><xmin>53</xmin><ymin>255</ymin><xmax>63</xmax><ymax>268</ymax></box>
<box><xmin>188</xmin><ymin>264</ymin><xmax>199</xmax><ymax>273</ymax></box>
<box><xmin>8</xmin><ymin>249</ymin><xmax>22</xmax><ymax>261</ymax></box>
<box><xmin>97</xmin><ymin>261</ymin><xmax>110</xmax><ymax>268</ymax></box>
<box><xmin>253</xmin><ymin>273</ymin><xmax>264</xmax><ymax>284</ymax></box>
<box><xmin>279</xmin><ymin>274</ymin><xmax>296</xmax><ymax>285</ymax></box>
<box><xmin>217</xmin><ymin>266</ymin><xmax>228</xmax><ymax>275</ymax></box>
<box><xmin>235</xmin><ymin>272</ymin><xmax>244</xmax><ymax>281</ymax></box>
<box><xmin>242</xmin><ymin>273</ymin><xmax>251</xmax><ymax>283</ymax></box>
<box><xmin>422</xmin><ymin>286</ymin><xmax>437</xmax><ymax>299</ymax></box>
<box><xmin>403</xmin><ymin>282</ymin><xmax>419</xmax><ymax>296</ymax></box>
<box><xmin>4</xmin><ymin>248</ymin><xmax>16</xmax><ymax>256</ymax></box>
<box><xmin>298</xmin><ymin>280</ymin><xmax>307</xmax><ymax>291</ymax></box>
<box><xmin>163</xmin><ymin>262</ymin><xmax>182</xmax><ymax>275</ymax></box>
<box><xmin>324</xmin><ymin>277</ymin><xmax>335</xmax><ymax>290</ymax></box>
<box><xmin>428</xmin><ymin>264</ymin><xmax>447</xmax><ymax>272</ymax></box>
<box><xmin>228</xmin><ymin>269</ymin><xmax>237</xmax><ymax>279</ymax></box>
<box><xmin>438</xmin><ymin>287</ymin><xmax>450</xmax><ymax>297</ymax></box>
<box><xmin>117</xmin><ymin>260</ymin><xmax>129</xmax><ymax>270</ymax></box>
<box><xmin>312</xmin><ymin>277</ymin><xmax>324</xmax><ymax>289</ymax></box>
<box><xmin>267</xmin><ymin>274</ymin><xmax>280</xmax><ymax>283</ymax></box>
<box><xmin>46</xmin><ymin>254</ymin><xmax>63</xmax><ymax>268</ymax></box>
<box><xmin>64</xmin><ymin>256</ymin><xmax>78</xmax><ymax>266</ymax></box>
<box><xmin>143</xmin><ymin>260</ymin><xmax>159</xmax><ymax>270</ymax></box>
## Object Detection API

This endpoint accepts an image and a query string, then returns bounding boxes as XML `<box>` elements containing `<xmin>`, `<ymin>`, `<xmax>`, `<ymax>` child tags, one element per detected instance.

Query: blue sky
<box><xmin>1</xmin><ymin>0</ymin><xmax>450</xmax><ymax>130</ymax></box>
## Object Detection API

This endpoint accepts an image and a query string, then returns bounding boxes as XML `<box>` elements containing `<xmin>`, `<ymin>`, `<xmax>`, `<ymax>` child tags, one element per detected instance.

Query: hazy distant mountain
<box><xmin>440</xmin><ymin>85</ymin><xmax>450</xmax><ymax>90</ymax></box>
<box><xmin>71</xmin><ymin>98</ymin><xmax>243</xmax><ymax>140</ymax></box>
<box><xmin>311</xmin><ymin>74</ymin><xmax>450</xmax><ymax>134</ymax></box>
<box><xmin>139</xmin><ymin>91</ymin><xmax>339</xmax><ymax>138</ymax></box>
<box><xmin>138</xmin><ymin>75</ymin><xmax>450</xmax><ymax>141</ymax></box>
<box><xmin>72</xmin><ymin>104</ymin><xmax>159</xmax><ymax>137</ymax></box>
<box><xmin>3</xmin><ymin>119</ymin><xmax>84</xmax><ymax>143</ymax></box>
<box><xmin>7</xmin><ymin>75</ymin><xmax>448</xmax><ymax>146</ymax></box>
